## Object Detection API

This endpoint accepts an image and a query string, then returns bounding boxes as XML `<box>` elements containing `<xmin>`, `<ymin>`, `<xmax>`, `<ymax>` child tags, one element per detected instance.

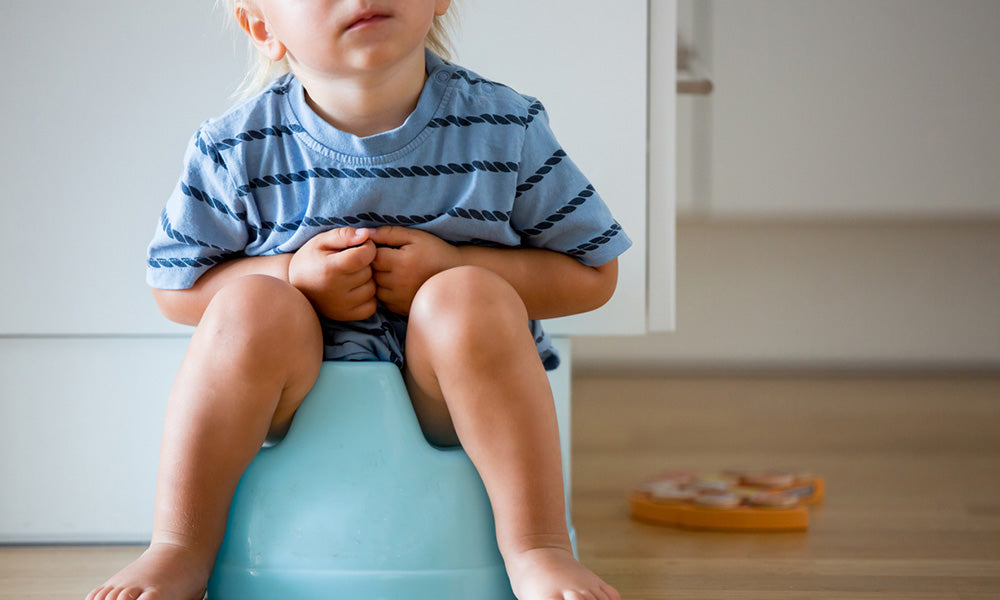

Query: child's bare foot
<box><xmin>505</xmin><ymin>546</ymin><xmax>621</xmax><ymax>600</ymax></box>
<box><xmin>85</xmin><ymin>541</ymin><xmax>211</xmax><ymax>600</ymax></box>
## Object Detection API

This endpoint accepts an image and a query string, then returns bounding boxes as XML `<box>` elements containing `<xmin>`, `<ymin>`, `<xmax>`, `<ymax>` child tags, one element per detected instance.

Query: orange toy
<box><xmin>628</xmin><ymin>469</ymin><xmax>825</xmax><ymax>531</ymax></box>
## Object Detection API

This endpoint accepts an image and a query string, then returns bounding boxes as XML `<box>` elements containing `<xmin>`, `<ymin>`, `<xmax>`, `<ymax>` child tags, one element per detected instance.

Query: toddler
<box><xmin>87</xmin><ymin>1</ymin><xmax>630</xmax><ymax>599</ymax></box>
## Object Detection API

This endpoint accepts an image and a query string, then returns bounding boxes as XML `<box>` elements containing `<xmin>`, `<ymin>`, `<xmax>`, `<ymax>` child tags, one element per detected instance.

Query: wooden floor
<box><xmin>3</xmin><ymin>372</ymin><xmax>1000</xmax><ymax>599</ymax></box>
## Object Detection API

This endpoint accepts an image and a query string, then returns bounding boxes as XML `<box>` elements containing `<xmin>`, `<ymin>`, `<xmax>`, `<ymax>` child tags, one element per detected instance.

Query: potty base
<box><xmin>207</xmin><ymin>362</ymin><xmax>517</xmax><ymax>600</ymax></box>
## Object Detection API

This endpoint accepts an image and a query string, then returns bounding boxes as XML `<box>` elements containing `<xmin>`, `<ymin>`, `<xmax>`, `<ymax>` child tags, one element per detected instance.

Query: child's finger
<box><xmin>333</xmin><ymin>239</ymin><xmax>377</xmax><ymax>271</ymax></box>
<box><xmin>372</xmin><ymin>267</ymin><xmax>393</xmax><ymax>289</ymax></box>
<box><xmin>339</xmin><ymin>296</ymin><xmax>378</xmax><ymax>322</ymax></box>
<box><xmin>338</xmin><ymin>265</ymin><xmax>373</xmax><ymax>290</ymax></box>
<box><xmin>374</xmin><ymin>285</ymin><xmax>409</xmax><ymax>316</ymax></box>
<box><xmin>344</xmin><ymin>278</ymin><xmax>377</xmax><ymax>305</ymax></box>
<box><xmin>370</xmin><ymin>245</ymin><xmax>398</xmax><ymax>272</ymax></box>
<box><xmin>368</xmin><ymin>225</ymin><xmax>413</xmax><ymax>248</ymax></box>
<box><xmin>313</xmin><ymin>227</ymin><xmax>371</xmax><ymax>251</ymax></box>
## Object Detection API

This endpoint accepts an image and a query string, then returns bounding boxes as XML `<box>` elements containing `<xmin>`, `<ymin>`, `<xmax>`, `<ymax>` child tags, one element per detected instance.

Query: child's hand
<box><xmin>369</xmin><ymin>226</ymin><xmax>461</xmax><ymax>315</ymax></box>
<box><xmin>288</xmin><ymin>227</ymin><xmax>378</xmax><ymax>321</ymax></box>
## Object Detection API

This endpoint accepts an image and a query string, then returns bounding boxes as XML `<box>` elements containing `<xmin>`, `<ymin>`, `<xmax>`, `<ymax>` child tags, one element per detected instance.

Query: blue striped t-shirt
<box><xmin>147</xmin><ymin>50</ymin><xmax>631</xmax><ymax>369</ymax></box>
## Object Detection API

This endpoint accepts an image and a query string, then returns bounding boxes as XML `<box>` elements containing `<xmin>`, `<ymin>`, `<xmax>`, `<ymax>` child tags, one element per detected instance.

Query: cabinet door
<box><xmin>452</xmin><ymin>0</ymin><xmax>653</xmax><ymax>335</ymax></box>
<box><xmin>0</xmin><ymin>0</ymin><xmax>660</xmax><ymax>336</ymax></box>
<box><xmin>680</xmin><ymin>0</ymin><xmax>1000</xmax><ymax>218</ymax></box>
<box><xmin>0</xmin><ymin>0</ymin><xmax>247</xmax><ymax>335</ymax></box>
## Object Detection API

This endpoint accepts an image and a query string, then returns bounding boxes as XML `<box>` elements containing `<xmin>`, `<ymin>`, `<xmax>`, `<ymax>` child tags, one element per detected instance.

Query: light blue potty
<box><xmin>207</xmin><ymin>361</ymin><xmax>517</xmax><ymax>599</ymax></box>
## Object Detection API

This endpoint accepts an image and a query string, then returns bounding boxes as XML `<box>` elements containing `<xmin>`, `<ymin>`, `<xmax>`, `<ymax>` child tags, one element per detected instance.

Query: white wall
<box><xmin>575</xmin><ymin>219</ymin><xmax>1000</xmax><ymax>371</ymax></box>
<box><xmin>674</xmin><ymin>0</ymin><xmax>1000</xmax><ymax>219</ymax></box>
<box><xmin>589</xmin><ymin>0</ymin><xmax>1000</xmax><ymax>372</ymax></box>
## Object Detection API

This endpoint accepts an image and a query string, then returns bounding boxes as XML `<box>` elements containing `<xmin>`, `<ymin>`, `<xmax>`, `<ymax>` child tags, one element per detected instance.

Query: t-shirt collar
<box><xmin>286</xmin><ymin>49</ymin><xmax>452</xmax><ymax>159</ymax></box>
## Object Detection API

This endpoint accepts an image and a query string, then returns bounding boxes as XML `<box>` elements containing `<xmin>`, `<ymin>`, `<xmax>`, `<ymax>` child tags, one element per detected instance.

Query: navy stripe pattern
<box><xmin>428</xmin><ymin>101</ymin><xmax>544</xmax><ymax>130</ymax></box>
<box><xmin>148</xmin><ymin>251</ymin><xmax>242</xmax><ymax>270</ymax></box>
<box><xmin>565</xmin><ymin>222</ymin><xmax>625</xmax><ymax>259</ymax></box>
<box><xmin>197</xmin><ymin>124</ymin><xmax>306</xmax><ymax>166</ymax></box>
<box><xmin>515</xmin><ymin>149</ymin><xmax>566</xmax><ymax>199</ymax></box>
<box><xmin>520</xmin><ymin>185</ymin><xmax>597</xmax><ymax>237</ymax></box>
<box><xmin>252</xmin><ymin>212</ymin><xmax>441</xmax><ymax>237</ymax></box>
<box><xmin>159</xmin><ymin>213</ymin><xmax>232</xmax><ymax>253</ymax></box>
<box><xmin>181</xmin><ymin>183</ymin><xmax>246</xmax><ymax>222</ymax></box>
<box><xmin>151</xmin><ymin>212</ymin><xmax>243</xmax><ymax>270</ymax></box>
<box><xmin>446</xmin><ymin>208</ymin><xmax>510</xmax><ymax>222</ymax></box>
<box><xmin>237</xmin><ymin>160</ymin><xmax>519</xmax><ymax>194</ymax></box>
<box><xmin>249</xmin><ymin>207</ymin><xmax>511</xmax><ymax>238</ymax></box>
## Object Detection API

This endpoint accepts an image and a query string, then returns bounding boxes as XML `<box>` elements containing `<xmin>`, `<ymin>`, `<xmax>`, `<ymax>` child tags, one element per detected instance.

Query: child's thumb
<box><xmin>316</xmin><ymin>227</ymin><xmax>370</xmax><ymax>250</ymax></box>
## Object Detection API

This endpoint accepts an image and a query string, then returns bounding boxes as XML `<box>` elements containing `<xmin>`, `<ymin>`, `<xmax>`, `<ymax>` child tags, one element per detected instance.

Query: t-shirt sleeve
<box><xmin>146</xmin><ymin>127</ymin><xmax>251</xmax><ymax>290</ymax></box>
<box><xmin>509</xmin><ymin>100</ymin><xmax>632</xmax><ymax>267</ymax></box>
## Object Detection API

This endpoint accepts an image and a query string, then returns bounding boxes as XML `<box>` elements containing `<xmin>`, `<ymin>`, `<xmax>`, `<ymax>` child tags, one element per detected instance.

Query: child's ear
<box><xmin>236</xmin><ymin>5</ymin><xmax>286</xmax><ymax>62</ymax></box>
<box><xmin>434</xmin><ymin>0</ymin><xmax>451</xmax><ymax>17</ymax></box>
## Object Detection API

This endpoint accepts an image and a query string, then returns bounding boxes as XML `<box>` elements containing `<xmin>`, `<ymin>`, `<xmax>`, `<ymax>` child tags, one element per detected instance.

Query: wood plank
<box><xmin>569</xmin><ymin>373</ymin><xmax>1000</xmax><ymax>597</ymax></box>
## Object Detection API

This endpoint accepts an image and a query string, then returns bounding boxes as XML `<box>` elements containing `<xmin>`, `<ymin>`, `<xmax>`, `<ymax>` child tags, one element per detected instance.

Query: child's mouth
<box><xmin>346</xmin><ymin>13</ymin><xmax>390</xmax><ymax>32</ymax></box>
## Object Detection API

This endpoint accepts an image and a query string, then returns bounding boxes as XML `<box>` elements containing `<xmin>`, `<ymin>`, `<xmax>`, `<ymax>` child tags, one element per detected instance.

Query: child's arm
<box><xmin>153</xmin><ymin>254</ymin><xmax>292</xmax><ymax>325</ymax></box>
<box><xmin>368</xmin><ymin>226</ymin><xmax>617</xmax><ymax>319</ymax></box>
<box><xmin>457</xmin><ymin>245</ymin><xmax>618</xmax><ymax>319</ymax></box>
<box><xmin>153</xmin><ymin>228</ymin><xmax>377</xmax><ymax>325</ymax></box>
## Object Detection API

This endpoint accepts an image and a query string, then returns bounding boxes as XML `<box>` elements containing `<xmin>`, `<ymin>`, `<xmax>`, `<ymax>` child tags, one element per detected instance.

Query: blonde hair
<box><xmin>221</xmin><ymin>0</ymin><xmax>457</xmax><ymax>100</ymax></box>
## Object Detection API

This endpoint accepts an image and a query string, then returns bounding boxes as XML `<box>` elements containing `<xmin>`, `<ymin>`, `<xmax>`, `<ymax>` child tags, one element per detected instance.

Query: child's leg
<box><xmin>87</xmin><ymin>275</ymin><xmax>323</xmax><ymax>600</ymax></box>
<box><xmin>402</xmin><ymin>266</ymin><xmax>620</xmax><ymax>600</ymax></box>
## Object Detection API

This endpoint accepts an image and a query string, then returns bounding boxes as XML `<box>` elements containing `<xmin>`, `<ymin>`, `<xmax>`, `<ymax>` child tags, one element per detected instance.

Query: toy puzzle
<box><xmin>628</xmin><ymin>468</ymin><xmax>824</xmax><ymax>531</ymax></box>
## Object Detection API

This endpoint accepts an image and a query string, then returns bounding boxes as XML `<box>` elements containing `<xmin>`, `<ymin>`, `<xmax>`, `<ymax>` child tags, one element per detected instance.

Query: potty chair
<box><xmin>207</xmin><ymin>340</ymin><xmax>575</xmax><ymax>600</ymax></box>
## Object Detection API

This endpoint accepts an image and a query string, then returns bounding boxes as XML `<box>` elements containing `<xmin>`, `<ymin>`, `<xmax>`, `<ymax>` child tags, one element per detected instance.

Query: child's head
<box><xmin>223</xmin><ymin>0</ymin><xmax>456</xmax><ymax>99</ymax></box>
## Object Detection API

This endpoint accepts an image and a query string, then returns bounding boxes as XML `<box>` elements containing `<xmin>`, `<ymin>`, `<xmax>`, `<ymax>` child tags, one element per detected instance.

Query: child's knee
<box><xmin>409</xmin><ymin>266</ymin><xmax>528</xmax><ymax>345</ymax></box>
<box><xmin>199</xmin><ymin>274</ymin><xmax>322</xmax><ymax>356</ymax></box>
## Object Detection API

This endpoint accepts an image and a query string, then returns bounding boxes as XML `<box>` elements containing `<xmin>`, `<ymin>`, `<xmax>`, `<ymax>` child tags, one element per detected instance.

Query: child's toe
<box><xmin>600</xmin><ymin>582</ymin><xmax>621</xmax><ymax>600</ymax></box>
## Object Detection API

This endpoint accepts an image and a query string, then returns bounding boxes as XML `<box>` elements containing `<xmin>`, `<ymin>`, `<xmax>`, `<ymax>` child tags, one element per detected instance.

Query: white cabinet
<box><xmin>674</xmin><ymin>0</ymin><xmax>1000</xmax><ymax>218</ymax></box>
<box><xmin>0</xmin><ymin>0</ymin><xmax>246</xmax><ymax>335</ymax></box>
<box><xmin>452</xmin><ymin>0</ymin><xmax>656</xmax><ymax>335</ymax></box>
